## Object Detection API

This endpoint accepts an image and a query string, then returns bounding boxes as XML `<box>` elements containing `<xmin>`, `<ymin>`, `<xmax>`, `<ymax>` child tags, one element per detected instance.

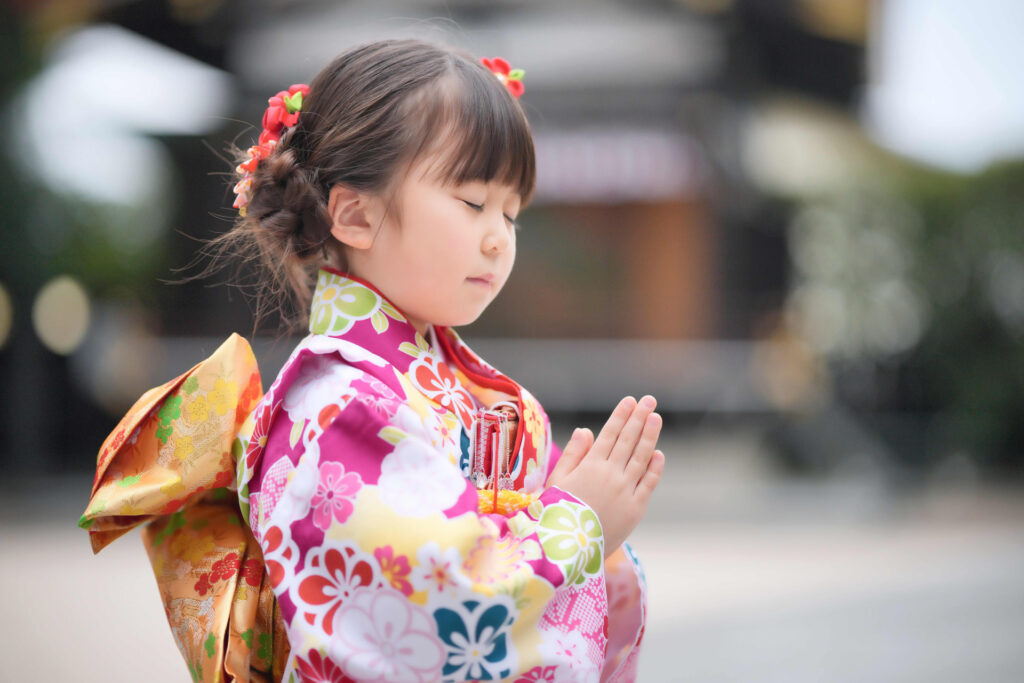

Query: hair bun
<box><xmin>246</xmin><ymin>147</ymin><xmax>330</xmax><ymax>259</ymax></box>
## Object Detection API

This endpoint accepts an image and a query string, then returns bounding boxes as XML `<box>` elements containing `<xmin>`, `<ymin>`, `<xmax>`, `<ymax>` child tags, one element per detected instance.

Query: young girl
<box><xmin>81</xmin><ymin>38</ymin><xmax>665</xmax><ymax>682</ymax></box>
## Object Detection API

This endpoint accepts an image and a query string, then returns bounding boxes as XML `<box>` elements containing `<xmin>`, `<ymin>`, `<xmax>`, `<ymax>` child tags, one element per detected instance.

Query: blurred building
<box><xmin>0</xmin><ymin>0</ymin><xmax>871</xmax><ymax>472</ymax></box>
<box><xmin>9</xmin><ymin>0</ymin><xmax>1022</xmax><ymax>477</ymax></box>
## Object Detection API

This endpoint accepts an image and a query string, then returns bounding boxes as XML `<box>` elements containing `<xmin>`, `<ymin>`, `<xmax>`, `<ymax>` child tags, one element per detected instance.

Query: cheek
<box><xmin>497</xmin><ymin>243</ymin><xmax>516</xmax><ymax>285</ymax></box>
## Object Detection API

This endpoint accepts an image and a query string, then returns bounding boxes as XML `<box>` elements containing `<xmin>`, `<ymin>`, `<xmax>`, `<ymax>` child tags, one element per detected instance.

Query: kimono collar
<box><xmin>307</xmin><ymin>267</ymin><xmax>539</xmax><ymax>501</ymax></box>
<box><xmin>308</xmin><ymin>266</ymin><xmax>424</xmax><ymax>368</ymax></box>
<box><xmin>306</xmin><ymin>267</ymin><xmax>520</xmax><ymax>398</ymax></box>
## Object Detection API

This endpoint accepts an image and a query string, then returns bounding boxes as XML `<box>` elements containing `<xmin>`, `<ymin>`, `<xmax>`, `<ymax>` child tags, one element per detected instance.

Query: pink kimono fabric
<box><xmin>236</xmin><ymin>267</ymin><xmax>647</xmax><ymax>682</ymax></box>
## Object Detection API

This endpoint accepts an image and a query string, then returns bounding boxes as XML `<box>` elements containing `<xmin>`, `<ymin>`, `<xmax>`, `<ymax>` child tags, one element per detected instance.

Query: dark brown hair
<box><xmin>210</xmin><ymin>38</ymin><xmax>536</xmax><ymax>331</ymax></box>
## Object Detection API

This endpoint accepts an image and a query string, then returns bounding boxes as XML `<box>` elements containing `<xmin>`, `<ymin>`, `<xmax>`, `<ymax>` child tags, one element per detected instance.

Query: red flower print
<box><xmin>94</xmin><ymin>427</ymin><xmax>129</xmax><ymax>488</ymax></box>
<box><xmin>261</xmin><ymin>524</ymin><xmax>295</xmax><ymax>588</ymax></box>
<box><xmin>243</xmin><ymin>558</ymin><xmax>263</xmax><ymax>587</ymax></box>
<box><xmin>194</xmin><ymin>573</ymin><xmax>212</xmax><ymax>596</ymax></box>
<box><xmin>311</xmin><ymin>461</ymin><xmax>362</xmax><ymax>531</ymax></box>
<box><xmin>210</xmin><ymin>552</ymin><xmax>241</xmax><ymax>582</ymax></box>
<box><xmin>159</xmin><ymin>498</ymin><xmax>185</xmax><ymax>515</ymax></box>
<box><xmin>296</xmin><ymin>545</ymin><xmax>380</xmax><ymax>635</ymax></box>
<box><xmin>295</xmin><ymin>648</ymin><xmax>355</xmax><ymax>683</ymax></box>
<box><xmin>234</xmin><ymin>371</ymin><xmax>263</xmax><ymax>424</ymax></box>
<box><xmin>244</xmin><ymin>401</ymin><xmax>276</xmax><ymax>469</ymax></box>
<box><xmin>263</xmin><ymin>524</ymin><xmax>282</xmax><ymax>554</ymax></box>
<box><xmin>317</xmin><ymin>402</ymin><xmax>343</xmax><ymax>430</ymax></box>
<box><xmin>212</xmin><ymin>469</ymin><xmax>234</xmax><ymax>489</ymax></box>
<box><xmin>373</xmin><ymin>546</ymin><xmax>413</xmax><ymax>596</ymax></box>
<box><xmin>109</xmin><ymin>428</ymin><xmax>126</xmax><ymax>454</ymax></box>
<box><xmin>410</xmin><ymin>355</ymin><xmax>476</xmax><ymax>429</ymax></box>
<box><xmin>515</xmin><ymin>666</ymin><xmax>559</xmax><ymax>682</ymax></box>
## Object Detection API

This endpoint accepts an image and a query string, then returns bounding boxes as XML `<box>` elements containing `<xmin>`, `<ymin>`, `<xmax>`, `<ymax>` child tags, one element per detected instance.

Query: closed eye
<box><xmin>462</xmin><ymin>200</ymin><xmax>521</xmax><ymax>231</ymax></box>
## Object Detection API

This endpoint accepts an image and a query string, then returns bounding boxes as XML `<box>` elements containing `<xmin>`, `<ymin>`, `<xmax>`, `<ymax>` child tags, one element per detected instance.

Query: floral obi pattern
<box><xmin>80</xmin><ymin>334</ymin><xmax>291</xmax><ymax>682</ymax></box>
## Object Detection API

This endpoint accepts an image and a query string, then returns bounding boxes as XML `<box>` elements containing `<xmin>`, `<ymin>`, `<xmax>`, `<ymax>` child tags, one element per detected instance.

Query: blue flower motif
<box><xmin>433</xmin><ymin>598</ymin><xmax>517</xmax><ymax>681</ymax></box>
<box><xmin>624</xmin><ymin>541</ymin><xmax>646</xmax><ymax>585</ymax></box>
<box><xmin>460</xmin><ymin>429</ymin><xmax>472</xmax><ymax>478</ymax></box>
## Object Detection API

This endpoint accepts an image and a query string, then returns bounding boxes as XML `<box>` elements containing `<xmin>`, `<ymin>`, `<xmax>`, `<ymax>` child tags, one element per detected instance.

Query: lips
<box><xmin>468</xmin><ymin>274</ymin><xmax>495</xmax><ymax>285</ymax></box>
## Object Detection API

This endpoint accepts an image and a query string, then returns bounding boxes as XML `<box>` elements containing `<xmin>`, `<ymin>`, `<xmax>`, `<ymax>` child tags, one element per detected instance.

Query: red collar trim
<box><xmin>433</xmin><ymin>327</ymin><xmax>526</xmax><ymax>474</ymax></box>
<box><xmin>316</xmin><ymin>268</ymin><xmax>530</xmax><ymax>489</ymax></box>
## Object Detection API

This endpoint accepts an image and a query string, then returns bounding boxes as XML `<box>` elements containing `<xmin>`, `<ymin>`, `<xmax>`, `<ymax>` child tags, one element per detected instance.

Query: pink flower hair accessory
<box><xmin>233</xmin><ymin>83</ymin><xmax>310</xmax><ymax>216</ymax></box>
<box><xmin>480</xmin><ymin>57</ymin><xmax>525</xmax><ymax>99</ymax></box>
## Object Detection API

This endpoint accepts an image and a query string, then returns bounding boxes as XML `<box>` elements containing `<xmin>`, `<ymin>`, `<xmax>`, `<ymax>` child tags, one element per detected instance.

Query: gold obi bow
<box><xmin>79</xmin><ymin>334</ymin><xmax>289</xmax><ymax>682</ymax></box>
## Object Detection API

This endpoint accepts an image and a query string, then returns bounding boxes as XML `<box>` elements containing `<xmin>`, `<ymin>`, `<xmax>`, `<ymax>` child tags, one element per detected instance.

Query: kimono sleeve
<box><xmin>250</xmin><ymin>365</ymin><xmax>606</xmax><ymax>682</ymax></box>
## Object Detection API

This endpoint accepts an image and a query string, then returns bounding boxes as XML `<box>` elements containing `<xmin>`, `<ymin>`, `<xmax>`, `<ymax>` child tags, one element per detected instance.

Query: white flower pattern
<box><xmin>329</xmin><ymin>588</ymin><xmax>445</xmax><ymax>682</ymax></box>
<box><xmin>538</xmin><ymin>629</ymin><xmax>598</xmax><ymax>683</ymax></box>
<box><xmin>411</xmin><ymin>542</ymin><xmax>465</xmax><ymax>596</ymax></box>
<box><xmin>378</xmin><ymin>433</ymin><xmax>466</xmax><ymax>518</ymax></box>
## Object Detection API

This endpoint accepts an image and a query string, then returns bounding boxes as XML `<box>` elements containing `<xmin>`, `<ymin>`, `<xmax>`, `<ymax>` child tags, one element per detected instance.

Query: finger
<box><xmin>624</xmin><ymin>411</ymin><xmax>662</xmax><ymax>483</ymax></box>
<box><xmin>549</xmin><ymin>428</ymin><xmax>588</xmax><ymax>482</ymax></box>
<box><xmin>576</xmin><ymin>427</ymin><xmax>595</xmax><ymax>455</ymax></box>
<box><xmin>590</xmin><ymin>396</ymin><xmax>637</xmax><ymax>460</ymax></box>
<box><xmin>608</xmin><ymin>395</ymin><xmax>656</xmax><ymax>467</ymax></box>
<box><xmin>635</xmin><ymin>449</ymin><xmax>665</xmax><ymax>498</ymax></box>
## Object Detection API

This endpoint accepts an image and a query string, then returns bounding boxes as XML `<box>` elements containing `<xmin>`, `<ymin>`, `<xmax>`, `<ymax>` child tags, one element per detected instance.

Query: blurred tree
<box><xmin>906</xmin><ymin>161</ymin><xmax>1024</xmax><ymax>473</ymax></box>
<box><xmin>783</xmin><ymin>161</ymin><xmax>1024</xmax><ymax>475</ymax></box>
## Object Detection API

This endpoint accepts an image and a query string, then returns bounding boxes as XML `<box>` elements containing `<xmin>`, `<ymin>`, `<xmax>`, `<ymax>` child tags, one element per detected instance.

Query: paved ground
<box><xmin>3</xmin><ymin>426</ymin><xmax>1022</xmax><ymax>682</ymax></box>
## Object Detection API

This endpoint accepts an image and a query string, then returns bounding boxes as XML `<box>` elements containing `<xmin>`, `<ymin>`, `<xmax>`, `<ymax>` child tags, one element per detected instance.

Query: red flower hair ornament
<box><xmin>480</xmin><ymin>56</ymin><xmax>525</xmax><ymax>99</ymax></box>
<box><xmin>233</xmin><ymin>83</ymin><xmax>310</xmax><ymax>216</ymax></box>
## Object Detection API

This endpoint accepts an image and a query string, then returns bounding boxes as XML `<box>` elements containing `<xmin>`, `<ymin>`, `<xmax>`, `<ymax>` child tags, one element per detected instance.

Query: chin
<box><xmin>441</xmin><ymin>309</ymin><xmax>488</xmax><ymax>329</ymax></box>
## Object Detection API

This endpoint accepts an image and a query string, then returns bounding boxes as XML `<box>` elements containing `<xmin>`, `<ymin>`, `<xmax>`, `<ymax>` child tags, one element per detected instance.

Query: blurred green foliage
<box><xmin>1</xmin><ymin>6</ymin><xmax>166</xmax><ymax>304</ymax></box>
<box><xmin>904</xmin><ymin>161</ymin><xmax>1024</xmax><ymax>469</ymax></box>
<box><xmin>789</xmin><ymin>160</ymin><xmax>1024</xmax><ymax>471</ymax></box>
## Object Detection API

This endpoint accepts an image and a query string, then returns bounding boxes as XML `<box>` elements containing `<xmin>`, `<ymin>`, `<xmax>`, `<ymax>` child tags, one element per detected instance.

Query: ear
<box><xmin>327</xmin><ymin>184</ymin><xmax>379</xmax><ymax>250</ymax></box>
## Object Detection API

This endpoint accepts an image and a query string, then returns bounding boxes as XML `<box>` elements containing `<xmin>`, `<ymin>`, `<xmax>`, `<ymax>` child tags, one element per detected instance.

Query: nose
<box><xmin>481</xmin><ymin>214</ymin><xmax>512</xmax><ymax>255</ymax></box>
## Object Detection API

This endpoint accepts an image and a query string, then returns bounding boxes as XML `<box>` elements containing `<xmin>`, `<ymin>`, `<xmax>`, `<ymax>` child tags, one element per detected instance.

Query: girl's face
<box><xmin>340</xmin><ymin>151</ymin><xmax>520</xmax><ymax>334</ymax></box>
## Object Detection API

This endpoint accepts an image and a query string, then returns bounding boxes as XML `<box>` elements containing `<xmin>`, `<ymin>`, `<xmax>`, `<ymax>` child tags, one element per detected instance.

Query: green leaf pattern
<box><xmin>257</xmin><ymin>632</ymin><xmax>272</xmax><ymax>661</ymax></box>
<box><xmin>308</xmin><ymin>272</ymin><xmax>380</xmax><ymax>336</ymax></box>
<box><xmin>240</xmin><ymin>628</ymin><xmax>253</xmax><ymax>648</ymax></box>
<box><xmin>536</xmin><ymin>501</ymin><xmax>604</xmax><ymax>586</ymax></box>
<box><xmin>151</xmin><ymin>510</ymin><xmax>187</xmax><ymax>547</ymax></box>
<box><xmin>155</xmin><ymin>395</ymin><xmax>183</xmax><ymax>445</ymax></box>
<box><xmin>116</xmin><ymin>474</ymin><xmax>141</xmax><ymax>488</ymax></box>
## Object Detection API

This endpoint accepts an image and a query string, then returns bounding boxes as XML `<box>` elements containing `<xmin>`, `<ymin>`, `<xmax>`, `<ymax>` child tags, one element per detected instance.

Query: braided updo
<box><xmin>216</xmin><ymin>37</ymin><xmax>536</xmax><ymax>332</ymax></box>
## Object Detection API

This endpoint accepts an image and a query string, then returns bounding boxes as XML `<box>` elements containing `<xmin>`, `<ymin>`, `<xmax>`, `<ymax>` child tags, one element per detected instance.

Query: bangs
<box><xmin>401</xmin><ymin>58</ymin><xmax>536</xmax><ymax>206</ymax></box>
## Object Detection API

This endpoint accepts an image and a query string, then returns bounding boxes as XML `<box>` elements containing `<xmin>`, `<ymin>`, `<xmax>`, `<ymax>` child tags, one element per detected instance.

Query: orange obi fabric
<box><xmin>79</xmin><ymin>333</ymin><xmax>289</xmax><ymax>682</ymax></box>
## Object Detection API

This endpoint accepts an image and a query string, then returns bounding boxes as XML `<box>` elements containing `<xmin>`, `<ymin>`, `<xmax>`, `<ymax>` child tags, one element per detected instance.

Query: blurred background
<box><xmin>2</xmin><ymin>0</ymin><xmax>1023</xmax><ymax>680</ymax></box>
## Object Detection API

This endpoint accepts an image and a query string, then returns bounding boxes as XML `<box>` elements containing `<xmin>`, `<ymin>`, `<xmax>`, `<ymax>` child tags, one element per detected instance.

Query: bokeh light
<box><xmin>32</xmin><ymin>275</ymin><xmax>91</xmax><ymax>355</ymax></box>
<box><xmin>0</xmin><ymin>283</ymin><xmax>12</xmax><ymax>350</ymax></box>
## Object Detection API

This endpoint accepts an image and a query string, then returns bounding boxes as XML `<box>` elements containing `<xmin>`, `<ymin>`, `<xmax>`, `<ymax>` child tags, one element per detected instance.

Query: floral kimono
<box><xmin>82</xmin><ymin>267</ymin><xmax>646</xmax><ymax>683</ymax></box>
